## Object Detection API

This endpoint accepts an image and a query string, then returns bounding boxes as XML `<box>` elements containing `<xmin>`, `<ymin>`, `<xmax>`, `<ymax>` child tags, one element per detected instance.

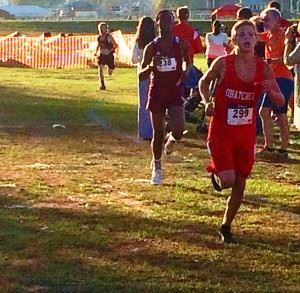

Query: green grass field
<box><xmin>0</xmin><ymin>62</ymin><xmax>299</xmax><ymax>292</ymax></box>
<box><xmin>0</xmin><ymin>20</ymin><xmax>217</xmax><ymax>36</ymax></box>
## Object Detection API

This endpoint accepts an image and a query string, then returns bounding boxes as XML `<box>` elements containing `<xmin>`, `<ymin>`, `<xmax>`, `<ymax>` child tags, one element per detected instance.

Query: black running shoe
<box><xmin>219</xmin><ymin>225</ymin><xmax>233</xmax><ymax>243</ymax></box>
<box><xmin>276</xmin><ymin>149</ymin><xmax>288</xmax><ymax>159</ymax></box>
<box><xmin>256</xmin><ymin>146</ymin><xmax>274</xmax><ymax>158</ymax></box>
<box><xmin>211</xmin><ymin>173</ymin><xmax>222</xmax><ymax>191</ymax></box>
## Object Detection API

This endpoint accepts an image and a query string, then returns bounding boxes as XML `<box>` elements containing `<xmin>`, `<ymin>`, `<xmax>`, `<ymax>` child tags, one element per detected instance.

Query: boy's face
<box><xmin>100</xmin><ymin>24</ymin><xmax>108</xmax><ymax>34</ymax></box>
<box><xmin>213</xmin><ymin>23</ymin><xmax>221</xmax><ymax>33</ymax></box>
<box><xmin>234</xmin><ymin>25</ymin><xmax>257</xmax><ymax>52</ymax></box>
<box><xmin>158</xmin><ymin>12</ymin><xmax>173</xmax><ymax>34</ymax></box>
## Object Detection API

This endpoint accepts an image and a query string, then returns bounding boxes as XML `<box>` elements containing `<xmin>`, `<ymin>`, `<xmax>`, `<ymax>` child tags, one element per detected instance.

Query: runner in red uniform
<box><xmin>139</xmin><ymin>10</ymin><xmax>191</xmax><ymax>185</ymax></box>
<box><xmin>199</xmin><ymin>20</ymin><xmax>284</xmax><ymax>243</ymax></box>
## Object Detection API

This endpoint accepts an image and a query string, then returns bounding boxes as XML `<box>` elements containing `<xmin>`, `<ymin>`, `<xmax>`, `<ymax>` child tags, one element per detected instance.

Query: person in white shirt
<box><xmin>205</xmin><ymin>20</ymin><xmax>229</xmax><ymax>67</ymax></box>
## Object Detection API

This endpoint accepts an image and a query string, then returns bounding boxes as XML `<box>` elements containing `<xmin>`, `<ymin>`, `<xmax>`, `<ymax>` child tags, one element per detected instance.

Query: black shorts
<box><xmin>98</xmin><ymin>53</ymin><xmax>115</xmax><ymax>69</ymax></box>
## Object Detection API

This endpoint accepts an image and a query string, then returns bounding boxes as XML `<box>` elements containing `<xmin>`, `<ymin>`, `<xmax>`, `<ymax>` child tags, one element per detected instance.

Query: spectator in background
<box><xmin>173</xmin><ymin>6</ymin><xmax>202</xmax><ymax>63</ymax></box>
<box><xmin>131</xmin><ymin>16</ymin><xmax>156</xmax><ymax>140</ymax></box>
<box><xmin>248</xmin><ymin>10</ymin><xmax>266</xmax><ymax>136</ymax></box>
<box><xmin>205</xmin><ymin>20</ymin><xmax>229</xmax><ymax>67</ymax></box>
<box><xmin>94</xmin><ymin>22</ymin><xmax>118</xmax><ymax>90</ymax></box>
<box><xmin>284</xmin><ymin>24</ymin><xmax>300</xmax><ymax>63</ymax></box>
<box><xmin>267</xmin><ymin>1</ymin><xmax>291</xmax><ymax>30</ymax></box>
<box><xmin>250</xmin><ymin>15</ymin><xmax>265</xmax><ymax>59</ymax></box>
<box><xmin>267</xmin><ymin>0</ymin><xmax>294</xmax><ymax>122</ymax></box>
<box><xmin>236</xmin><ymin>7</ymin><xmax>253</xmax><ymax>21</ymax></box>
<box><xmin>173</xmin><ymin>6</ymin><xmax>203</xmax><ymax>97</ymax></box>
<box><xmin>257</xmin><ymin>8</ymin><xmax>293</xmax><ymax>158</ymax></box>
<box><xmin>284</xmin><ymin>22</ymin><xmax>300</xmax><ymax>126</ymax></box>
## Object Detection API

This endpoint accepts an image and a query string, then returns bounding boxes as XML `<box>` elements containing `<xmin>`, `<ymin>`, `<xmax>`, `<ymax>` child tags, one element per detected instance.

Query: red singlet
<box><xmin>207</xmin><ymin>54</ymin><xmax>264</xmax><ymax>176</ymax></box>
<box><xmin>147</xmin><ymin>37</ymin><xmax>184</xmax><ymax>112</ymax></box>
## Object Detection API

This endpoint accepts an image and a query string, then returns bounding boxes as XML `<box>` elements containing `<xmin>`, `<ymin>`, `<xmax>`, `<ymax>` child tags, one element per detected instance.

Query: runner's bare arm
<box><xmin>199</xmin><ymin>57</ymin><xmax>225</xmax><ymax>116</ymax></box>
<box><xmin>94</xmin><ymin>43</ymin><xmax>100</xmax><ymax>56</ymax></box>
<box><xmin>139</xmin><ymin>43</ymin><xmax>155</xmax><ymax>81</ymax></box>
<box><xmin>261</xmin><ymin>62</ymin><xmax>285</xmax><ymax>107</ymax></box>
<box><xmin>199</xmin><ymin>57</ymin><xmax>225</xmax><ymax>103</ymax></box>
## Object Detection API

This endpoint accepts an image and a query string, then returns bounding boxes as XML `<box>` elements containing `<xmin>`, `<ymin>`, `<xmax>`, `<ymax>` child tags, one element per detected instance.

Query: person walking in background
<box><xmin>132</xmin><ymin>16</ymin><xmax>156</xmax><ymax>140</ymax></box>
<box><xmin>94</xmin><ymin>22</ymin><xmax>118</xmax><ymax>90</ymax></box>
<box><xmin>205</xmin><ymin>20</ymin><xmax>229</xmax><ymax>67</ymax></box>
<box><xmin>257</xmin><ymin>8</ymin><xmax>293</xmax><ymax>158</ymax></box>
<box><xmin>199</xmin><ymin>20</ymin><xmax>284</xmax><ymax>243</ymax></box>
<box><xmin>139</xmin><ymin>10</ymin><xmax>191</xmax><ymax>185</ymax></box>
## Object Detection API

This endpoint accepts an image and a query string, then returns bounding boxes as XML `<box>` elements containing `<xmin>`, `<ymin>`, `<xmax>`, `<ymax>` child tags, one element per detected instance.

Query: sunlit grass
<box><xmin>0</xmin><ymin>64</ymin><xmax>299</xmax><ymax>292</ymax></box>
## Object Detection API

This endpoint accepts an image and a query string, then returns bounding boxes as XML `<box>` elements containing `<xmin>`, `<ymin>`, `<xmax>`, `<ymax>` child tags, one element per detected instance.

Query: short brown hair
<box><xmin>236</xmin><ymin>7</ymin><xmax>253</xmax><ymax>20</ymax></box>
<box><xmin>231</xmin><ymin>20</ymin><xmax>256</xmax><ymax>42</ymax></box>
<box><xmin>260</xmin><ymin>8</ymin><xmax>281</xmax><ymax>19</ymax></box>
<box><xmin>267</xmin><ymin>1</ymin><xmax>281</xmax><ymax>11</ymax></box>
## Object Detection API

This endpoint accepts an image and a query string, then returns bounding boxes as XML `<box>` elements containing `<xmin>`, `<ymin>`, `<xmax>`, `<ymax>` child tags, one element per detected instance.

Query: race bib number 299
<box><xmin>227</xmin><ymin>106</ymin><xmax>253</xmax><ymax>125</ymax></box>
<box><xmin>156</xmin><ymin>57</ymin><xmax>177</xmax><ymax>72</ymax></box>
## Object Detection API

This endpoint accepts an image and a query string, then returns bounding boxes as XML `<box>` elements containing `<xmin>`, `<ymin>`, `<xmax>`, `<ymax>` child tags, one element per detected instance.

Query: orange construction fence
<box><xmin>0</xmin><ymin>31</ymin><xmax>136</xmax><ymax>69</ymax></box>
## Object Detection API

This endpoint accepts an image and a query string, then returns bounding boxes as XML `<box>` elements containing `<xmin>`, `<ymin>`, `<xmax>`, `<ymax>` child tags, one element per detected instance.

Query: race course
<box><xmin>0</xmin><ymin>64</ymin><xmax>299</xmax><ymax>292</ymax></box>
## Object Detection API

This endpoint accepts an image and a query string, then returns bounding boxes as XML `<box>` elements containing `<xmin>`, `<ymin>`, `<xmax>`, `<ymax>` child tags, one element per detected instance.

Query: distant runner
<box><xmin>94</xmin><ymin>22</ymin><xmax>118</xmax><ymax>90</ymax></box>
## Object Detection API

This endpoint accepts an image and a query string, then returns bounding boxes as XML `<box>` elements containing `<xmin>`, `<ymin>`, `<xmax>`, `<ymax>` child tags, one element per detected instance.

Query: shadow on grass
<box><xmin>244</xmin><ymin>196</ymin><xmax>300</xmax><ymax>217</ymax></box>
<box><xmin>256</xmin><ymin>155</ymin><xmax>300</xmax><ymax>165</ymax></box>
<box><xmin>0</xmin><ymin>84</ymin><xmax>137</xmax><ymax>135</ymax></box>
<box><xmin>0</xmin><ymin>192</ymin><xmax>288</xmax><ymax>292</ymax></box>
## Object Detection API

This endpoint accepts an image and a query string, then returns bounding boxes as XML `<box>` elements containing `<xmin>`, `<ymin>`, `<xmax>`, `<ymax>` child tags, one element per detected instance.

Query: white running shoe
<box><xmin>164</xmin><ymin>133</ymin><xmax>176</xmax><ymax>156</ymax></box>
<box><xmin>164</xmin><ymin>139</ymin><xmax>176</xmax><ymax>155</ymax></box>
<box><xmin>150</xmin><ymin>166</ymin><xmax>163</xmax><ymax>185</ymax></box>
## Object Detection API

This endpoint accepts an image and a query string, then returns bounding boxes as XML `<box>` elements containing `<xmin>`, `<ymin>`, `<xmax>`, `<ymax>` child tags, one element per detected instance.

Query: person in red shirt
<box><xmin>139</xmin><ymin>10</ymin><xmax>191</xmax><ymax>185</ymax></box>
<box><xmin>267</xmin><ymin>1</ymin><xmax>291</xmax><ymax>30</ymax></box>
<box><xmin>199</xmin><ymin>20</ymin><xmax>284</xmax><ymax>243</ymax></box>
<box><xmin>173</xmin><ymin>6</ymin><xmax>203</xmax><ymax>98</ymax></box>
<box><xmin>267</xmin><ymin>0</ymin><xmax>294</xmax><ymax>123</ymax></box>
<box><xmin>258</xmin><ymin>8</ymin><xmax>294</xmax><ymax>158</ymax></box>
<box><xmin>173</xmin><ymin>6</ymin><xmax>202</xmax><ymax>63</ymax></box>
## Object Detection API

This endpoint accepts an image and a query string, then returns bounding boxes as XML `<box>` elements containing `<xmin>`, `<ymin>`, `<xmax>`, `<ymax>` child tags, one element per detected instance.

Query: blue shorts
<box><xmin>261</xmin><ymin>78</ymin><xmax>293</xmax><ymax>114</ymax></box>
